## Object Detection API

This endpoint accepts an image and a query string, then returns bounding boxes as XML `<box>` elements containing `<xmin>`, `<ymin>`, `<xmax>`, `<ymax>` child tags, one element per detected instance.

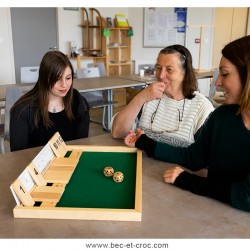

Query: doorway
<box><xmin>11</xmin><ymin>8</ymin><xmax>58</xmax><ymax>83</ymax></box>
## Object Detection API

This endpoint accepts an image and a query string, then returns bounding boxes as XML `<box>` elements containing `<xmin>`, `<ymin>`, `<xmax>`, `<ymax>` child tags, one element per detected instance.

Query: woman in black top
<box><xmin>10</xmin><ymin>51</ymin><xmax>90</xmax><ymax>151</ymax></box>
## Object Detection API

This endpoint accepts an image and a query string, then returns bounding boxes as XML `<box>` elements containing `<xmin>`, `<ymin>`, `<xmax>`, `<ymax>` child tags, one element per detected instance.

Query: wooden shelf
<box><xmin>80</xmin><ymin>8</ymin><xmax>103</xmax><ymax>61</ymax></box>
<box><xmin>109</xmin><ymin>27</ymin><xmax>130</xmax><ymax>30</ymax></box>
<box><xmin>79</xmin><ymin>8</ymin><xmax>131</xmax><ymax>77</ymax></box>
<box><xmin>103</xmin><ymin>27</ymin><xmax>131</xmax><ymax>76</ymax></box>
<box><xmin>80</xmin><ymin>25</ymin><xmax>101</xmax><ymax>28</ymax></box>
<box><xmin>72</xmin><ymin>55</ymin><xmax>109</xmax><ymax>76</ymax></box>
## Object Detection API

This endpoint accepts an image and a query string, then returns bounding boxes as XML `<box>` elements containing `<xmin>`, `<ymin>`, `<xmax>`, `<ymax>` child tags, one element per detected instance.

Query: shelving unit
<box><xmin>77</xmin><ymin>8</ymin><xmax>109</xmax><ymax>75</ymax></box>
<box><xmin>80</xmin><ymin>7</ymin><xmax>103</xmax><ymax>57</ymax></box>
<box><xmin>76</xmin><ymin>55</ymin><xmax>109</xmax><ymax>76</ymax></box>
<box><xmin>102</xmin><ymin>27</ymin><xmax>132</xmax><ymax>76</ymax></box>
<box><xmin>78</xmin><ymin>9</ymin><xmax>132</xmax><ymax>106</ymax></box>
<box><xmin>79</xmin><ymin>8</ymin><xmax>132</xmax><ymax>77</ymax></box>
<box><xmin>101</xmin><ymin>27</ymin><xmax>132</xmax><ymax>106</ymax></box>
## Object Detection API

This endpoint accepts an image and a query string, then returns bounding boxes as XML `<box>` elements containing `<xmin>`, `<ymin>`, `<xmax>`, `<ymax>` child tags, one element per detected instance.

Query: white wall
<box><xmin>128</xmin><ymin>7</ymin><xmax>214</xmax><ymax>96</ymax></box>
<box><xmin>0</xmin><ymin>8</ymin><xmax>15</xmax><ymax>85</ymax></box>
<box><xmin>185</xmin><ymin>8</ymin><xmax>214</xmax><ymax>70</ymax></box>
<box><xmin>129</xmin><ymin>8</ymin><xmax>214</xmax><ymax>69</ymax></box>
<box><xmin>129</xmin><ymin>8</ymin><xmax>160</xmax><ymax>64</ymax></box>
<box><xmin>57</xmin><ymin>8</ymin><xmax>83</xmax><ymax>54</ymax></box>
<box><xmin>185</xmin><ymin>8</ymin><xmax>215</xmax><ymax>96</ymax></box>
<box><xmin>0</xmin><ymin>7</ymin><xmax>214</xmax><ymax>94</ymax></box>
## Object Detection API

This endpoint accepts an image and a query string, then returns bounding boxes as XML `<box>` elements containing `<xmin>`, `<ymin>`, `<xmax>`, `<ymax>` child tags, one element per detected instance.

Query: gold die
<box><xmin>103</xmin><ymin>166</ymin><xmax>114</xmax><ymax>177</ymax></box>
<box><xmin>113</xmin><ymin>171</ymin><xmax>124</xmax><ymax>183</ymax></box>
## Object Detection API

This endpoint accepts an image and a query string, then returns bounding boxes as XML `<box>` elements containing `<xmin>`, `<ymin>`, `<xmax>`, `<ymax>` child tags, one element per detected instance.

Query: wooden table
<box><xmin>0</xmin><ymin>83</ymin><xmax>33</xmax><ymax>102</ymax></box>
<box><xmin>194</xmin><ymin>69</ymin><xmax>214</xmax><ymax>79</ymax></box>
<box><xmin>114</xmin><ymin>70</ymin><xmax>214</xmax><ymax>84</ymax></box>
<box><xmin>0</xmin><ymin>77</ymin><xmax>147</xmax><ymax>130</ymax></box>
<box><xmin>0</xmin><ymin>71</ymin><xmax>213</xmax><ymax>101</ymax></box>
<box><xmin>1</xmin><ymin>134</ymin><xmax>250</xmax><ymax>238</ymax></box>
<box><xmin>113</xmin><ymin>74</ymin><xmax>156</xmax><ymax>84</ymax></box>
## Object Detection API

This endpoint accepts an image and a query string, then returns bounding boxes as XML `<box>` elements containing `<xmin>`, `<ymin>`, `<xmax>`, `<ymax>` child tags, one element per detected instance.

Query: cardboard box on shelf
<box><xmin>103</xmin><ymin>88</ymin><xmax>127</xmax><ymax>108</ymax></box>
<box><xmin>113</xmin><ymin>88</ymin><xmax>127</xmax><ymax>108</ymax></box>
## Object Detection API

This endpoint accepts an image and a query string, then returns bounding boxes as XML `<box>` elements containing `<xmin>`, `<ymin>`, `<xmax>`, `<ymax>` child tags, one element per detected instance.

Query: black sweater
<box><xmin>10</xmin><ymin>89</ymin><xmax>90</xmax><ymax>151</ymax></box>
<box><xmin>136</xmin><ymin>104</ymin><xmax>250</xmax><ymax>212</ymax></box>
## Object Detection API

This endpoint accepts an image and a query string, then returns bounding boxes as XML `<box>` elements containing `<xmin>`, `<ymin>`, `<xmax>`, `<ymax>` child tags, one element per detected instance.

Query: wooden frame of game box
<box><xmin>11</xmin><ymin>133</ymin><xmax>142</xmax><ymax>222</ymax></box>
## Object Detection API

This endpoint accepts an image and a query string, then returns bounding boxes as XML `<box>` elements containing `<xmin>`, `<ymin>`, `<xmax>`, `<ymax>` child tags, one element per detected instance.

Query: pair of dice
<box><xmin>103</xmin><ymin>166</ymin><xmax>124</xmax><ymax>183</ymax></box>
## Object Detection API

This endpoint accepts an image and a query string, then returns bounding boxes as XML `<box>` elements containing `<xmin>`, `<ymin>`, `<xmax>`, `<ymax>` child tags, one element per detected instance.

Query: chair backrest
<box><xmin>76</xmin><ymin>67</ymin><xmax>100</xmax><ymax>79</ymax></box>
<box><xmin>20</xmin><ymin>66</ymin><xmax>39</xmax><ymax>83</ymax></box>
<box><xmin>208</xmin><ymin>68</ymin><xmax>224</xmax><ymax>108</ymax></box>
<box><xmin>4</xmin><ymin>85</ymin><xmax>33</xmax><ymax>137</ymax></box>
<box><xmin>209</xmin><ymin>68</ymin><xmax>219</xmax><ymax>99</ymax></box>
<box><xmin>80</xmin><ymin>91</ymin><xmax>105</xmax><ymax>107</ymax></box>
<box><xmin>87</xmin><ymin>62</ymin><xmax>106</xmax><ymax>76</ymax></box>
<box><xmin>76</xmin><ymin>67</ymin><xmax>104</xmax><ymax>107</ymax></box>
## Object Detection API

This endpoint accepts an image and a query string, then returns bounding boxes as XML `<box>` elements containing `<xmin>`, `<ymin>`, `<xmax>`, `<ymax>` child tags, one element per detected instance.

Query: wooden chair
<box><xmin>0</xmin><ymin>103</ymin><xmax>4</xmax><ymax>125</ymax></box>
<box><xmin>76</xmin><ymin>67</ymin><xmax>117</xmax><ymax>131</ymax></box>
<box><xmin>0</xmin><ymin>85</ymin><xmax>33</xmax><ymax>153</ymax></box>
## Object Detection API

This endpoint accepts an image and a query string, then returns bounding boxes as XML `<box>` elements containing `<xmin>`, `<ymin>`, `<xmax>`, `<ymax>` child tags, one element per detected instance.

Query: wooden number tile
<box><xmin>50</xmin><ymin>157</ymin><xmax>79</xmax><ymax>167</ymax></box>
<box><xmin>48</xmin><ymin>165</ymin><xmax>75</xmax><ymax>171</ymax></box>
<box><xmin>49</xmin><ymin>132</ymin><xmax>67</xmax><ymax>157</ymax></box>
<box><xmin>40</xmin><ymin>201</ymin><xmax>57</xmax><ymax>207</ymax></box>
<box><xmin>11</xmin><ymin>179</ymin><xmax>35</xmax><ymax>207</ymax></box>
<box><xmin>43</xmin><ymin>170</ymin><xmax>73</xmax><ymax>184</ymax></box>
<box><xmin>31</xmin><ymin>186</ymin><xmax>65</xmax><ymax>202</ymax></box>
<box><xmin>52</xmin><ymin>183</ymin><xmax>66</xmax><ymax>188</ymax></box>
<box><xmin>27</xmin><ymin>162</ymin><xmax>47</xmax><ymax>186</ymax></box>
<box><xmin>68</xmin><ymin>149</ymin><xmax>82</xmax><ymax>160</ymax></box>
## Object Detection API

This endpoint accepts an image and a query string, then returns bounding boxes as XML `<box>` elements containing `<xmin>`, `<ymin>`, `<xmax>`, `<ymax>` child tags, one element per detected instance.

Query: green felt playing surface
<box><xmin>56</xmin><ymin>151</ymin><xmax>137</xmax><ymax>209</ymax></box>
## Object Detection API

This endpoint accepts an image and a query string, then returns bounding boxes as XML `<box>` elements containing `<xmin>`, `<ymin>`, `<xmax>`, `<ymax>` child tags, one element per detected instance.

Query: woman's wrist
<box><xmin>135</xmin><ymin>134</ymin><xmax>157</xmax><ymax>157</ymax></box>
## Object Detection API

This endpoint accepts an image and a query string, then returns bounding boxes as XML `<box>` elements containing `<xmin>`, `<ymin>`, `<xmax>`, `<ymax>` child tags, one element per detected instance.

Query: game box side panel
<box><xmin>66</xmin><ymin>145</ymin><xmax>138</xmax><ymax>153</ymax></box>
<box><xmin>13</xmin><ymin>206</ymin><xmax>141</xmax><ymax>221</ymax></box>
<box><xmin>135</xmin><ymin>150</ymin><xmax>142</xmax><ymax>212</ymax></box>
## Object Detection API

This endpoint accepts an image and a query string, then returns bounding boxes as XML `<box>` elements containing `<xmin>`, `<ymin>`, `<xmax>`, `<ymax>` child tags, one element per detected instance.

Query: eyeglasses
<box><xmin>150</xmin><ymin>99</ymin><xmax>185</xmax><ymax>134</ymax></box>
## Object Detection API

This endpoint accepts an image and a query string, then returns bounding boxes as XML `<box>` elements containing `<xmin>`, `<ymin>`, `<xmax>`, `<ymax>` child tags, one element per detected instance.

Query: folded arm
<box><xmin>112</xmin><ymin>82</ymin><xmax>165</xmax><ymax>139</ymax></box>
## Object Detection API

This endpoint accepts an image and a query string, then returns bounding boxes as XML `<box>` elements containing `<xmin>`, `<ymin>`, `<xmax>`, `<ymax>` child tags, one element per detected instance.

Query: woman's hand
<box><xmin>124</xmin><ymin>128</ymin><xmax>145</xmax><ymax>147</ymax></box>
<box><xmin>139</xmin><ymin>82</ymin><xmax>165</xmax><ymax>103</ymax></box>
<box><xmin>163</xmin><ymin>166</ymin><xmax>184</xmax><ymax>184</ymax></box>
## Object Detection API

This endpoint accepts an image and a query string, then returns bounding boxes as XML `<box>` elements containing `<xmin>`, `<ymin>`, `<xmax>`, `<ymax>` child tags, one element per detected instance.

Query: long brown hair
<box><xmin>221</xmin><ymin>35</ymin><xmax>250</xmax><ymax>113</ymax></box>
<box><xmin>157</xmin><ymin>44</ymin><xmax>197</xmax><ymax>99</ymax></box>
<box><xmin>13</xmin><ymin>51</ymin><xmax>75</xmax><ymax>129</ymax></box>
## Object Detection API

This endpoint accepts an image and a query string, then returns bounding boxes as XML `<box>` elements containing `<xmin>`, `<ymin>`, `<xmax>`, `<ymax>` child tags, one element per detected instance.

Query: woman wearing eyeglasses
<box><xmin>112</xmin><ymin>44</ymin><xmax>214</xmax><ymax>147</ymax></box>
<box><xmin>125</xmin><ymin>35</ymin><xmax>250</xmax><ymax>212</ymax></box>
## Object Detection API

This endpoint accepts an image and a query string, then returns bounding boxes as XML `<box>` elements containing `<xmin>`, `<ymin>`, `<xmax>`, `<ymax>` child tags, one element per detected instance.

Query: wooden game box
<box><xmin>11</xmin><ymin>133</ymin><xmax>142</xmax><ymax>221</ymax></box>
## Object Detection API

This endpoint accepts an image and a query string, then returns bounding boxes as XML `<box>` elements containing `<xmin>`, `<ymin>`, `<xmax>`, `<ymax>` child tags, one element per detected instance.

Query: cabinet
<box><xmin>102</xmin><ymin>27</ymin><xmax>132</xmax><ymax>76</ymax></box>
<box><xmin>212</xmin><ymin>8</ymin><xmax>249</xmax><ymax>68</ymax></box>
<box><xmin>102</xmin><ymin>27</ymin><xmax>132</xmax><ymax>106</ymax></box>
